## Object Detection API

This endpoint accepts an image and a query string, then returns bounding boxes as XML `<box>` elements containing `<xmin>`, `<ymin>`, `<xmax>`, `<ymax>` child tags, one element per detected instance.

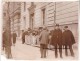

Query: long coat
<box><xmin>22</xmin><ymin>32</ymin><xmax>25</xmax><ymax>42</ymax></box>
<box><xmin>39</xmin><ymin>30</ymin><xmax>49</xmax><ymax>45</ymax></box>
<box><xmin>51</xmin><ymin>29</ymin><xmax>63</xmax><ymax>46</ymax></box>
<box><xmin>62</xmin><ymin>30</ymin><xmax>75</xmax><ymax>45</ymax></box>
<box><xmin>13</xmin><ymin>33</ymin><xmax>17</xmax><ymax>44</ymax></box>
<box><xmin>3</xmin><ymin>31</ymin><xmax>12</xmax><ymax>47</ymax></box>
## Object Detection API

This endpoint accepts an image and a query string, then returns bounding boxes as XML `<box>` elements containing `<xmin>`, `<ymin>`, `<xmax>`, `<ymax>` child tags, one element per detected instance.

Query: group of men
<box><xmin>2</xmin><ymin>24</ymin><xmax>76</xmax><ymax>59</ymax></box>
<box><xmin>39</xmin><ymin>24</ymin><xmax>75</xmax><ymax>58</ymax></box>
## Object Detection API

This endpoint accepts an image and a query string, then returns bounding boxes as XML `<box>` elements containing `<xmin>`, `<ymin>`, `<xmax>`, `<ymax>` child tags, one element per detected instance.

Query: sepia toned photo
<box><xmin>2</xmin><ymin>1</ymin><xmax>79</xmax><ymax>60</ymax></box>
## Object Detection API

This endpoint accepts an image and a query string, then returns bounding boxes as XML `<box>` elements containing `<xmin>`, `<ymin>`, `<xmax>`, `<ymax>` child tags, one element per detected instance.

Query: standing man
<box><xmin>51</xmin><ymin>24</ymin><xmax>63</xmax><ymax>58</ymax></box>
<box><xmin>22</xmin><ymin>30</ymin><xmax>25</xmax><ymax>44</ymax></box>
<box><xmin>2</xmin><ymin>29</ymin><xmax>12</xmax><ymax>58</ymax></box>
<box><xmin>13</xmin><ymin>32</ymin><xmax>17</xmax><ymax>46</ymax></box>
<box><xmin>2</xmin><ymin>30</ymin><xmax>5</xmax><ymax>50</ymax></box>
<box><xmin>62</xmin><ymin>26</ymin><xmax>75</xmax><ymax>57</ymax></box>
<box><xmin>39</xmin><ymin>26</ymin><xmax>49</xmax><ymax>58</ymax></box>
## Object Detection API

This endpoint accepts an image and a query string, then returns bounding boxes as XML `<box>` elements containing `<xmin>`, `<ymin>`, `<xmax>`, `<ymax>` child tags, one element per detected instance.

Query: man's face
<box><xmin>64</xmin><ymin>28</ymin><xmax>68</xmax><ymax>30</ymax></box>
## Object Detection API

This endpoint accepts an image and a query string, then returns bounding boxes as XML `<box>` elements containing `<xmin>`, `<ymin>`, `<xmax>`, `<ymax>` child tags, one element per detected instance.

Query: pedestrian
<box><xmin>39</xmin><ymin>26</ymin><xmax>49</xmax><ymax>58</ymax></box>
<box><xmin>22</xmin><ymin>30</ymin><xmax>25</xmax><ymax>44</ymax></box>
<box><xmin>13</xmin><ymin>32</ymin><xmax>17</xmax><ymax>46</ymax></box>
<box><xmin>25</xmin><ymin>31</ymin><xmax>29</xmax><ymax>44</ymax></box>
<box><xmin>50</xmin><ymin>24</ymin><xmax>63</xmax><ymax>58</ymax></box>
<box><xmin>35</xmin><ymin>31</ymin><xmax>39</xmax><ymax>45</ymax></box>
<box><xmin>2</xmin><ymin>29</ymin><xmax>12</xmax><ymax>58</ymax></box>
<box><xmin>2</xmin><ymin>31</ymin><xmax>5</xmax><ymax>51</ymax></box>
<box><xmin>25</xmin><ymin>31</ymin><xmax>30</xmax><ymax>45</ymax></box>
<box><xmin>62</xmin><ymin>26</ymin><xmax>75</xmax><ymax>57</ymax></box>
<box><xmin>48</xmin><ymin>30</ymin><xmax>52</xmax><ymax>49</ymax></box>
<box><xmin>32</xmin><ymin>31</ymin><xmax>36</xmax><ymax>46</ymax></box>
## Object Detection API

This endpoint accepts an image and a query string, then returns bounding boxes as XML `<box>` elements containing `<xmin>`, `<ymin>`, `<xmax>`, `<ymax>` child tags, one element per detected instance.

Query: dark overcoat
<box><xmin>3</xmin><ymin>31</ymin><xmax>12</xmax><ymax>47</ymax></box>
<box><xmin>22</xmin><ymin>32</ymin><xmax>25</xmax><ymax>41</ymax></box>
<box><xmin>51</xmin><ymin>29</ymin><xmax>63</xmax><ymax>46</ymax></box>
<box><xmin>3</xmin><ymin>32</ymin><xmax>6</xmax><ymax>47</ymax></box>
<box><xmin>13</xmin><ymin>33</ymin><xmax>17</xmax><ymax>44</ymax></box>
<box><xmin>62</xmin><ymin>30</ymin><xmax>75</xmax><ymax>45</ymax></box>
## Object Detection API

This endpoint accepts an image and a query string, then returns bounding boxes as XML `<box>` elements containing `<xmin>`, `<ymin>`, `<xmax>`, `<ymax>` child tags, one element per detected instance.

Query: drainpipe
<box><xmin>54</xmin><ymin>2</ymin><xmax>56</xmax><ymax>28</ymax></box>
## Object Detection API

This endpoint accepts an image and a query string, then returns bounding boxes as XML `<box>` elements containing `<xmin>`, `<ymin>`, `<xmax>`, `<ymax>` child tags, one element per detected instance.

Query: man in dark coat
<box><xmin>22</xmin><ymin>30</ymin><xmax>25</xmax><ymax>44</ymax></box>
<box><xmin>2</xmin><ymin>30</ymin><xmax>12</xmax><ymax>58</ymax></box>
<box><xmin>13</xmin><ymin>32</ymin><xmax>17</xmax><ymax>46</ymax></box>
<box><xmin>51</xmin><ymin>24</ymin><xmax>63</xmax><ymax>58</ymax></box>
<box><xmin>62</xmin><ymin>26</ymin><xmax>75</xmax><ymax>57</ymax></box>
<box><xmin>2</xmin><ymin>31</ymin><xmax>6</xmax><ymax>50</ymax></box>
<box><xmin>39</xmin><ymin>26</ymin><xmax>49</xmax><ymax>58</ymax></box>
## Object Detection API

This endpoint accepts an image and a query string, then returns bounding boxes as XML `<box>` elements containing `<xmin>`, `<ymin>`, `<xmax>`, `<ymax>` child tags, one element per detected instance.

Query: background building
<box><xmin>3</xmin><ymin>2</ymin><xmax>78</xmax><ymax>43</ymax></box>
<box><xmin>3</xmin><ymin>2</ymin><xmax>21</xmax><ymax>37</ymax></box>
<box><xmin>20</xmin><ymin>2</ymin><xmax>78</xmax><ymax>44</ymax></box>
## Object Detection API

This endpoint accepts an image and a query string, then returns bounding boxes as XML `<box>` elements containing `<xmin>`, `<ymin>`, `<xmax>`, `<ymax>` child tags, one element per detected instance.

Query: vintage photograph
<box><xmin>2</xmin><ymin>1</ymin><xmax>78</xmax><ymax>60</ymax></box>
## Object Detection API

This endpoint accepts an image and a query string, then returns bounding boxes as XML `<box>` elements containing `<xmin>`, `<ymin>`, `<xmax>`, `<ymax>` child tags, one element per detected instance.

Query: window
<box><xmin>42</xmin><ymin>8</ymin><xmax>45</xmax><ymax>25</ymax></box>
<box><xmin>24</xmin><ymin>17</ymin><xmax>26</xmax><ymax>28</ymax></box>
<box><xmin>24</xmin><ymin>2</ymin><xmax>26</xmax><ymax>11</ymax></box>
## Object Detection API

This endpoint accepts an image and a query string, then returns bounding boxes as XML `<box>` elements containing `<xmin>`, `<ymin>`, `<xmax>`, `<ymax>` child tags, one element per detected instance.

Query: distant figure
<box><xmin>2</xmin><ymin>29</ymin><xmax>12</xmax><ymax>58</ymax></box>
<box><xmin>2</xmin><ymin>31</ymin><xmax>5</xmax><ymax>50</ymax></box>
<box><xmin>48</xmin><ymin>30</ymin><xmax>52</xmax><ymax>49</ymax></box>
<box><xmin>39</xmin><ymin>26</ymin><xmax>49</xmax><ymax>58</ymax></box>
<box><xmin>35</xmin><ymin>31</ymin><xmax>39</xmax><ymax>45</ymax></box>
<box><xmin>13</xmin><ymin>32</ymin><xmax>17</xmax><ymax>46</ymax></box>
<box><xmin>25</xmin><ymin>31</ymin><xmax>29</xmax><ymax>44</ymax></box>
<box><xmin>22</xmin><ymin>30</ymin><xmax>25</xmax><ymax>44</ymax></box>
<box><xmin>50</xmin><ymin>24</ymin><xmax>63</xmax><ymax>58</ymax></box>
<box><xmin>32</xmin><ymin>31</ymin><xmax>36</xmax><ymax>45</ymax></box>
<box><xmin>63</xmin><ymin>26</ymin><xmax>75</xmax><ymax>57</ymax></box>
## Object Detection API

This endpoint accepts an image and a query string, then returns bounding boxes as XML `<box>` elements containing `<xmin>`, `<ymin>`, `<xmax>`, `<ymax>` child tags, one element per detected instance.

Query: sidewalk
<box><xmin>10</xmin><ymin>39</ymin><xmax>78</xmax><ymax>60</ymax></box>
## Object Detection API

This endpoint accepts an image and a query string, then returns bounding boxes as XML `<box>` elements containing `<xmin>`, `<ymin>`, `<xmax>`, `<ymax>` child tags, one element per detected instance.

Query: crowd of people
<box><xmin>2</xmin><ymin>24</ymin><xmax>76</xmax><ymax>59</ymax></box>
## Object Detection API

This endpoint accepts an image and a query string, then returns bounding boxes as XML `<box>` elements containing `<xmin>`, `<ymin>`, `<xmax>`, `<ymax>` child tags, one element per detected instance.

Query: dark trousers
<box><xmin>22</xmin><ymin>39</ymin><xmax>25</xmax><ymax>44</ymax></box>
<box><xmin>40</xmin><ymin>44</ymin><xmax>47</xmax><ymax>58</ymax></box>
<box><xmin>13</xmin><ymin>39</ymin><xmax>16</xmax><ymax>45</ymax></box>
<box><xmin>5</xmin><ymin>46</ymin><xmax>12</xmax><ymax>59</ymax></box>
<box><xmin>65</xmin><ymin>45</ymin><xmax>74</xmax><ymax>56</ymax></box>
<box><xmin>54</xmin><ymin>45</ymin><xmax>62</xmax><ymax>58</ymax></box>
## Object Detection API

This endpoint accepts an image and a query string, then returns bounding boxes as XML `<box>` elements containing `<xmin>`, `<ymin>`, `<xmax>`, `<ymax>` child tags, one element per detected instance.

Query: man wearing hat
<box><xmin>2</xmin><ymin>29</ymin><xmax>12</xmax><ymax>58</ymax></box>
<box><xmin>39</xmin><ymin>26</ymin><xmax>49</xmax><ymax>58</ymax></box>
<box><xmin>62</xmin><ymin>26</ymin><xmax>75</xmax><ymax>57</ymax></box>
<box><xmin>51</xmin><ymin>24</ymin><xmax>63</xmax><ymax>58</ymax></box>
<box><xmin>22</xmin><ymin>30</ymin><xmax>25</xmax><ymax>44</ymax></box>
<box><xmin>12</xmin><ymin>31</ymin><xmax>17</xmax><ymax>46</ymax></box>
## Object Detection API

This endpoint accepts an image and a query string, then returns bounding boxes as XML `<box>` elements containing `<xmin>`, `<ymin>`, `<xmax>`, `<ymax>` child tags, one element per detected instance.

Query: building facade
<box><xmin>20</xmin><ymin>2</ymin><xmax>78</xmax><ymax>42</ymax></box>
<box><xmin>3</xmin><ymin>2</ymin><xmax>78</xmax><ymax>43</ymax></box>
<box><xmin>3</xmin><ymin>2</ymin><xmax>21</xmax><ymax>37</ymax></box>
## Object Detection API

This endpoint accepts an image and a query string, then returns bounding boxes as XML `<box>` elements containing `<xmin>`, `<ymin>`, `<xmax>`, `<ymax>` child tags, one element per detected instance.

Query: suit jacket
<box><xmin>39</xmin><ymin>30</ymin><xmax>49</xmax><ymax>45</ymax></box>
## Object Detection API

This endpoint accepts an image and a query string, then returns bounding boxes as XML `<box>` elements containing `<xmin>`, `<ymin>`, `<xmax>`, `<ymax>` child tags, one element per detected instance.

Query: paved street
<box><xmin>3</xmin><ymin>38</ymin><xmax>77</xmax><ymax>60</ymax></box>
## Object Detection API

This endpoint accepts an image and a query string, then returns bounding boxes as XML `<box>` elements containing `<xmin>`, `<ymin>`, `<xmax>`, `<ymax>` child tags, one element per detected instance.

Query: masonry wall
<box><xmin>8</xmin><ymin>2</ymin><xmax>21</xmax><ymax>36</ymax></box>
<box><xmin>20</xmin><ymin>2</ymin><xmax>30</xmax><ymax>31</ymax></box>
<box><xmin>33</xmin><ymin>2</ymin><xmax>78</xmax><ymax>44</ymax></box>
<box><xmin>21</xmin><ymin>2</ymin><xmax>78</xmax><ymax>43</ymax></box>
